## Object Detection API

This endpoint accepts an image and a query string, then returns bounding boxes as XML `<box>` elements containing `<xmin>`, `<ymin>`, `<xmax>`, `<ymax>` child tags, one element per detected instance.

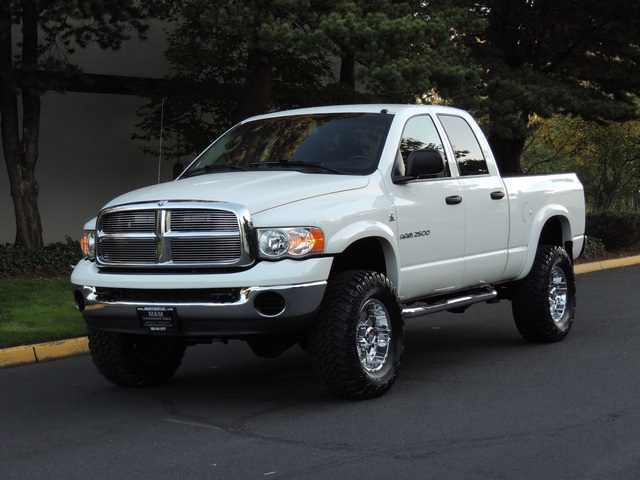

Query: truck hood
<box><xmin>103</xmin><ymin>171</ymin><xmax>369</xmax><ymax>213</ymax></box>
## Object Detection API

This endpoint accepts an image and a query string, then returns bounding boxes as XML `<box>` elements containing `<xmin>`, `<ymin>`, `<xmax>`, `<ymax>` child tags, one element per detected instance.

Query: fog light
<box><xmin>254</xmin><ymin>292</ymin><xmax>286</xmax><ymax>316</ymax></box>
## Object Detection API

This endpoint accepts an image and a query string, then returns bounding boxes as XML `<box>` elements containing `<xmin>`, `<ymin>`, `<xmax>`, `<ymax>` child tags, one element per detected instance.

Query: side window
<box><xmin>438</xmin><ymin>114</ymin><xmax>489</xmax><ymax>176</ymax></box>
<box><xmin>399</xmin><ymin>115</ymin><xmax>450</xmax><ymax>177</ymax></box>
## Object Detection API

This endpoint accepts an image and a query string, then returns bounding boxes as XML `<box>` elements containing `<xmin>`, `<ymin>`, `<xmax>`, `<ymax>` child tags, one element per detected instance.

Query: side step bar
<box><xmin>402</xmin><ymin>288</ymin><xmax>498</xmax><ymax>319</ymax></box>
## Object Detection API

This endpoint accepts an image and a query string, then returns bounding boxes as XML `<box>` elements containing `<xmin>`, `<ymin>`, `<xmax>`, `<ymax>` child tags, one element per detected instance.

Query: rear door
<box><xmin>437</xmin><ymin>114</ymin><xmax>509</xmax><ymax>287</ymax></box>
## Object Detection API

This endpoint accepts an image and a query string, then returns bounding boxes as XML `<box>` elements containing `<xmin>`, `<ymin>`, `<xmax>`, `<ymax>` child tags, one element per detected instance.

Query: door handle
<box><xmin>445</xmin><ymin>195</ymin><xmax>462</xmax><ymax>205</ymax></box>
<box><xmin>490</xmin><ymin>191</ymin><xmax>505</xmax><ymax>200</ymax></box>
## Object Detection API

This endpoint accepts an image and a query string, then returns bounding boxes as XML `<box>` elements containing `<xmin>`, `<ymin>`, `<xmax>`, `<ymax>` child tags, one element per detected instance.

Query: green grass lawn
<box><xmin>0</xmin><ymin>277</ymin><xmax>86</xmax><ymax>349</ymax></box>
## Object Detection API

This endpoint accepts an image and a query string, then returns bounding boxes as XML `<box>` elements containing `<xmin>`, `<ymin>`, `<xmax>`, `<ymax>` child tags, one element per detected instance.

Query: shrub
<box><xmin>586</xmin><ymin>211</ymin><xmax>640</xmax><ymax>252</ymax></box>
<box><xmin>0</xmin><ymin>237</ymin><xmax>83</xmax><ymax>277</ymax></box>
<box><xmin>581</xmin><ymin>237</ymin><xmax>607</xmax><ymax>259</ymax></box>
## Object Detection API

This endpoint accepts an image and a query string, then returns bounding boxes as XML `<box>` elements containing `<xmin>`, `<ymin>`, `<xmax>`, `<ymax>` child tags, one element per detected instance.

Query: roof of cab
<box><xmin>244</xmin><ymin>104</ymin><xmax>467</xmax><ymax>122</ymax></box>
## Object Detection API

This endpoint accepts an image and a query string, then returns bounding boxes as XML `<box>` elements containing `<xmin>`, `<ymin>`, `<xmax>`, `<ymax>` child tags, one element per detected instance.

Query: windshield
<box><xmin>183</xmin><ymin>113</ymin><xmax>393</xmax><ymax>177</ymax></box>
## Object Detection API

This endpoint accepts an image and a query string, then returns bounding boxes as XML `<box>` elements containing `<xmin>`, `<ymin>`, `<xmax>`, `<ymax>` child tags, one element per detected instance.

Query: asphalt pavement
<box><xmin>1</xmin><ymin>261</ymin><xmax>639</xmax><ymax>479</ymax></box>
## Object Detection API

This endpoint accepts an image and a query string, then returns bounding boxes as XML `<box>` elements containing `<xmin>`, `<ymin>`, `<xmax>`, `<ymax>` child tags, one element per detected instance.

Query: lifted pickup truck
<box><xmin>72</xmin><ymin>104</ymin><xmax>586</xmax><ymax>399</ymax></box>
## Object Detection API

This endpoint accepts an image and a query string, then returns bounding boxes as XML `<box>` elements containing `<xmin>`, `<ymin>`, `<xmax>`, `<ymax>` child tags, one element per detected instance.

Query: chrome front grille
<box><xmin>99</xmin><ymin>211</ymin><xmax>156</xmax><ymax>233</ymax></box>
<box><xmin>99</xmin><ymin>238</ymin><xmax>157</xmax><ymax>264</ymax></box>
<box><xmin>170</xmin><ymin>237</ymin><xmax>242</xmax><ymax>263</ymax></box>
<box><xmin>170</xmin><ymin>210</ymin><xmax>238</xmax><ymax>231</ymax></box>
<box><xmin>96</xmin><ymin>202</ymin><xmax>253</xmax><ymax>268</ymax></box>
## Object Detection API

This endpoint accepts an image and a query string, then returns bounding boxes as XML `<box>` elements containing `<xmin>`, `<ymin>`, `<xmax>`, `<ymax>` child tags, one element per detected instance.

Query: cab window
<box><xmin>399</xmin><ymin>115</ymin><xmax>450</xmax><ymax>177</ymax></box>
<box><xmin>438</xmin><ymin>114</ymin><xmax>489</xmax><ymax>176</ymax></box>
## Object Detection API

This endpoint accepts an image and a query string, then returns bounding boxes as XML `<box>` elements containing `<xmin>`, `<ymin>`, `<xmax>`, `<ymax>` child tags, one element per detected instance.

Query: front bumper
<box><xmin>71</xmin><ymin>257</ymin><xmax>332</xmax><ymax>337</ymax></box>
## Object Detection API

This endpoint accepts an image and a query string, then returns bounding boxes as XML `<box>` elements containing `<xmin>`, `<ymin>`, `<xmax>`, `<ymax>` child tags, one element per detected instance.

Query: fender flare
<box><xmin>515</xmin><ymin>205</ymin><xmax>573</xmax><ymax>281</ymax></box>
<box><xmin>326</xmin><ymin>220</ymin><xmax>400</xmax><ymax>287</ymax></box>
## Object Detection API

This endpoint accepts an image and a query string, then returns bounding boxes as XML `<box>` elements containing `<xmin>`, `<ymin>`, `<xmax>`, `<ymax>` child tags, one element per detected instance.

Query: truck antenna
<box><xmin>157</xmin><ymin>98</ymin><xmax>165</xmax><ymax>184</ymax></box>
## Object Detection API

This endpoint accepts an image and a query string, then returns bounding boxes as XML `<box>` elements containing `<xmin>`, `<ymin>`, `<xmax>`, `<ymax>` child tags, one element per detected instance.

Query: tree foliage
<box><xmin>134</xmin><ymin>0</ymin><xmax>481</xmax><ymax>161</ymax></box>
<box><xmin>456</xmin><ymin>0</ymin><xmax>640</xmax><ymax>173</ymax></box>
<box><xmin>134</xmin><ymin>0</ymin><xmax>332</xmax><ymax>159</ymax></box>
<box><xmin>0</xmin><ymin>0</ymin><xmax>152</xmax><ymax>249</ymax></box>
<box><xmin>138</xmin><ymin>0</ymin><xmax>640</xmax><ymax>175</ymax></box>
<box><xmin>522</xmin><ymin>116</ymin><xmax>640</xmax><ymax>212</ymax></box>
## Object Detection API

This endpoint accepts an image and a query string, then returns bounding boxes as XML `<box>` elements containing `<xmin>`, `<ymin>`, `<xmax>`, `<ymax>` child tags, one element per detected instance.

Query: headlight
<box><xmin>258</xmin><ymin>227</ymin><xmax>324</xmax><ymax>259</ymax></box>
<box><xmin>80</xmin><ymin>231</ymin><xmax>96</xmax><ymax>260</ymax></box>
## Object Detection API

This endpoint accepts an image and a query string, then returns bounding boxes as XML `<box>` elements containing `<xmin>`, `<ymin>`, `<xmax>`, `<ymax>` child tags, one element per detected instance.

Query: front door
<box><xmin>386</xmin><ymin>114</ymin><xmax>466</xmax><ymax>301</ymax></box>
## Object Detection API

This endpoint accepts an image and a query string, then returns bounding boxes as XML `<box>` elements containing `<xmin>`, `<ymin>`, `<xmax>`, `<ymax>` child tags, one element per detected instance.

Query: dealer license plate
<box><xmin>137</xmin><ymin>306</ymin><xmax>177</xmax><ymax>332</ymax></box>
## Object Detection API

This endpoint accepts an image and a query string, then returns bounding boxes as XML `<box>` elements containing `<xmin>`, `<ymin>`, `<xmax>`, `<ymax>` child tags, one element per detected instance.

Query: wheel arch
<box><xmin>538</xmin><ymin>215</ymin><xmax>572</xmax><ymax>248</ymax></box>
<box><xmin>517</xmin><ymin>210</ymin><xmax>575</xmax><ymax>281</ymax></box>
<box><xmin>329</xmin><ymin>236</ymin><xmax>399</xmax><ymax>287</ymax></box>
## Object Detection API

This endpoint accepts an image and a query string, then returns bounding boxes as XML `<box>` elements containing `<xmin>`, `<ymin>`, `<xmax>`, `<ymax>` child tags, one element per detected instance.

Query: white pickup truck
<box><xmin>71</xmin><ymin>104</ymin><xmax>586</xmax><ymax>399</ymax></box>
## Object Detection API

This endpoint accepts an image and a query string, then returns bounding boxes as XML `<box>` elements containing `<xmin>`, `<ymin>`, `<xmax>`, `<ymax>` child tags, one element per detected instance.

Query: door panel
<box><xmin>389</xmin><ymin>179</ymin><xmax>465</xmax><ymax>300</ymax></box>
<box><xmin>458</xmin><ymin>176</ymin><xmax>509</xmax><ymax>285</ymax></box>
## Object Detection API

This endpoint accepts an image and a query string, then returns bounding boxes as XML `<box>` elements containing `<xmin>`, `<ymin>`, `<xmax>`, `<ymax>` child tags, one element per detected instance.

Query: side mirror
<box><xmin>393</xmin><ymin>149</ymin><xmax>445</xmax><ymax>184</ymax></box>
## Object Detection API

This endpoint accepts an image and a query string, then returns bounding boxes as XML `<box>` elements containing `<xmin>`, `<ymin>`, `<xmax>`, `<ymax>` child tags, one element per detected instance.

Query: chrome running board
<box><xmin>402</xmin><ymin>288</ymin><xmax>498</xmax><ymax>319</ymax></box>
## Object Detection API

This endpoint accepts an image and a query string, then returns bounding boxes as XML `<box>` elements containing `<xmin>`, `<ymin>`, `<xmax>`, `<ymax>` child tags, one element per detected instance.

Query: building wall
<box><xmin>0</xmin><ymin>22</ymin><xmax>173</xmax><ymax>244</ymax></box>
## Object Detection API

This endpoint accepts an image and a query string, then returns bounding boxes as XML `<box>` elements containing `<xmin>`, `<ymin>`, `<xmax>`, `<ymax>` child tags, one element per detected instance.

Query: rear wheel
<box><xmin>308</xmin><ymin>270</ymin><xmax>404</xmax><ymax>399</ymax></box>
<box><xmin>88</xmin><ymin>329</ymin><xmax>186</xmax><ymax>386</ymax></box>
<box><xmin>511</xmin><ymin>245</ymin><xmax>576</xmax><ymax>342</ymax></box>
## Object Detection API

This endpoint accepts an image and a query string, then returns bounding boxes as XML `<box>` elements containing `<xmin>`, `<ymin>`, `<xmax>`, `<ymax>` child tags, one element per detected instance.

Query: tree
<box><xmin>0</xmin><ymin>1</ymin><xmax>151</xmax><ymax>249</ymax></box>
<box><xmin>454</xmin><ymin>0</ymin><xmax>640</xmax><ymax>173</ymax></box>
<box><xmin>134</xmin><ymin>0</ymin><xmax>480</xmax><ymax>161</ymax></box>
<box><xmin>522</xmin><ymin>115</ymin><xmax>640</xmax><ymax>212</ymax></box>
<box><xmin>520</xmin><ymin>115</ymin><xmax>590</xmax><ymax>175</ymax></box>
<box><xmin>314</xmin><ymin>0</ymin><xmax>481</xmax><ymax>103</ymax></box>
<box><xmin>134</xmin><ymin>0</ymin><xmax>331</xmax><ymax>160</ymax></box>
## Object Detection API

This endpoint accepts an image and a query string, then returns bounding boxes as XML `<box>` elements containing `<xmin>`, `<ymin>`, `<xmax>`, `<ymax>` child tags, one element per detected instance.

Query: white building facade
<box><xmin>0</xmin><ymin>23</ymin><xmax>174</xmax><ymax>244</ymax></box>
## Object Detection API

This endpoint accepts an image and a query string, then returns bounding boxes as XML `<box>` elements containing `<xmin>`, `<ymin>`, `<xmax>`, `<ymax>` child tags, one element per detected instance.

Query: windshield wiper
<box><xmin>248</xmin><ymin>161</ymin><xmax>344</xmax><ymax>174</ymax></box>
<box><xmin>183</xmin><ymin>164</ymin><xmax>247</xmax><ymax>178</ymax></box>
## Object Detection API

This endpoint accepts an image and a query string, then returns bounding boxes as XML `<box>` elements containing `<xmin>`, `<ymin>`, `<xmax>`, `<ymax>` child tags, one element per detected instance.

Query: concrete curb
<box><xmin>574</xmin><ymin>254</ymin><xmax>640</xmax><ymax>274</ymax></box>
<box><xmin>0</xmin><ymin>336</ymin><xmax>89</xmax><ymax>369</ymax></box>
<box><xmin>1</xmin><ymin>255</ymin><xmax>639</xmax><ymax>369</ymax></box>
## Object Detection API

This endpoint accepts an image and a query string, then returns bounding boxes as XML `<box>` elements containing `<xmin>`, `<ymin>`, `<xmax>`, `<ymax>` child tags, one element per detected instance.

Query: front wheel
<box><xmin>511</xmin><ymin>245</ymin><xmax>576</xmax><ymax>342</ymax></box>
<box><xmin>308</xmin><ymin>270</ymin><xmax>404</xmax><ymax>399</ymax></box>
<box><xmin>88</xmin><ymin>329</ymin><xmax>186</xmax><ymax>387</ymax></box>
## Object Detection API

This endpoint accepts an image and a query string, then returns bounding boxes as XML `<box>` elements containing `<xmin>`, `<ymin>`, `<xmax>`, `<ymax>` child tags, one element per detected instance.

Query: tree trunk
<box><xmin>340</xmin><ymin>53</ymin><xmax>356</xmax><ymax>90</ymax></box>
<box><xmin>487</xmin><ymin>134</ymin><xmax>526</xmax><ymax>174</ymax></box>
<box><xmin>0</xmin><ymin>1</ymin><xmax>44</xmax><ymax>249</ymax></box>
<box><xmin>1</xmin><ymin>93</ymin><xmax>44</xmax><ymax>249</ymax></box>
<box><xmin>232</xmin><ymin>47</ymin><xmax>273</xmax><ymax>123</ymax></box>
<box><xmin>11</xmin><ymin>88</ymin><xmax>43</xmax><ymax>249</ymax></box>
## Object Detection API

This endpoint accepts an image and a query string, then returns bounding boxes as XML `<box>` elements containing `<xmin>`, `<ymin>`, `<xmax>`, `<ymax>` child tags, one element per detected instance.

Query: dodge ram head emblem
<box><xmin>157</xmin><ymin>200</ymin><xmax>168</xmax><ymax>206</ymax></box>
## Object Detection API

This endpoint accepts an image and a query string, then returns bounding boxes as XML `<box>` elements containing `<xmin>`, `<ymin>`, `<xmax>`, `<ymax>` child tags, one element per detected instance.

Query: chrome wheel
<box><xmin>356</xmin><ymin>299</ymin><xmax>392</xmax><ymax>373</ymax></box>
<box><xmin>549</xmin><ymin>265</ymin><xmax>568</xmax><ymax>324</ymax></box>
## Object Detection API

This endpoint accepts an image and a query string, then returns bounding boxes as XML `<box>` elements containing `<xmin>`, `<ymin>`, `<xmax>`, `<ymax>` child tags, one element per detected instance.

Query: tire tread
<box><xmin>88</xmin><ymin>329</ymin><xmax>186</xmax><ymax>387</ymax></box>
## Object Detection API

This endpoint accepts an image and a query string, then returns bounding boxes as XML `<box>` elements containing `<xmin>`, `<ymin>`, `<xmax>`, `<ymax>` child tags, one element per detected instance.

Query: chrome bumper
<box><xmin>73</xmin><ymin>281</ymin><xmax>327</xmax><ymax>337</ymax></box>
